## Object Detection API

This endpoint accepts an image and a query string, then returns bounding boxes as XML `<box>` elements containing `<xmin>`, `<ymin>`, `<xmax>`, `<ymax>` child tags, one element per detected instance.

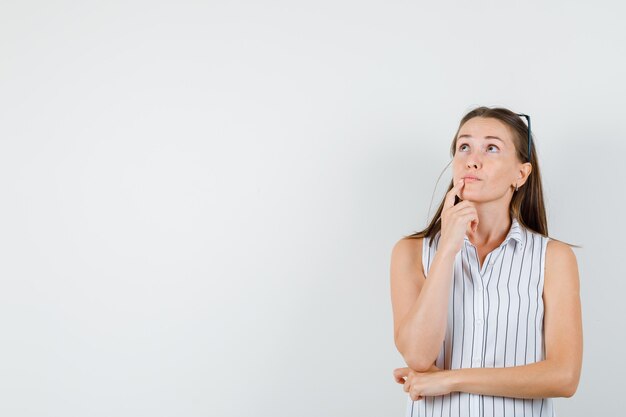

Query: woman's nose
<box><xmin>466</xmin><ymin>155</ymin><xmax>481</xmax><ymax>168</ymax></box>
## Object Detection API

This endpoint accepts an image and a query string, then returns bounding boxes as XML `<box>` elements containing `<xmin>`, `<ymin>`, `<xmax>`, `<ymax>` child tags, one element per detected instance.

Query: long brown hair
<box><xmin>405</xmin><ymin>106</ymin><xmax>580</xmax><ymax>249</ymax></box>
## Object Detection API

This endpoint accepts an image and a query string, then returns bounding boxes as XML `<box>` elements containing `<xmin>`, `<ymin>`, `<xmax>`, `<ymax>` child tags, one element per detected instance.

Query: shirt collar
<box><xmin>463</xmin><ymin>217</ymin><xmax>525</xmax><ymax>252</ymax></box>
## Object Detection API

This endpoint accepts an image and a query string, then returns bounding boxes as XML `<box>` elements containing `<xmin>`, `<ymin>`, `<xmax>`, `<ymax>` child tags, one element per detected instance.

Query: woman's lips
<box><xmin>463</xmin><ymin>177</ymin><xmax>480</xmax><ymax>182</ymax></box>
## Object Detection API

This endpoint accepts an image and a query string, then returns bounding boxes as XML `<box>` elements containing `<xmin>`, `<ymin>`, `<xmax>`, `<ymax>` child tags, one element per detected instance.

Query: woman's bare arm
<box><xmin>390</xmin><ymin>237</ymin><xmax>458</xmax><ymax>372</ymax></box>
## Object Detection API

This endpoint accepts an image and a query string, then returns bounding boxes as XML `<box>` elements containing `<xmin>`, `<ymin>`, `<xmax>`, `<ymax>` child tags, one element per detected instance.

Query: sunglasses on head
<box><xmin>516</xmin><ymin>113</ymin><xmax>531</xmax><ymax>162</ymax></box>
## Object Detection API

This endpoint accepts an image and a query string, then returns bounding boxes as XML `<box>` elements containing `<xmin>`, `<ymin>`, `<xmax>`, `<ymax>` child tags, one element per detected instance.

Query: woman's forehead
<box><xmin>458</xmin><ymin>117</ymin><xmax>514</xmax><ymax>143</ymax></box>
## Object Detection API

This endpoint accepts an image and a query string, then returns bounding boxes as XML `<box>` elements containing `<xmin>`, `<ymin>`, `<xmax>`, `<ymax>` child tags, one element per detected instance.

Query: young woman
<box><xmin>389</xmin><ymin>107</ymin><xmax>583</xmax><ymax>417</ymax></box>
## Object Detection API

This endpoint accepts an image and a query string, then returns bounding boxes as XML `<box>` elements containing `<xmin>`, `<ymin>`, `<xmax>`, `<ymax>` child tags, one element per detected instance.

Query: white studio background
<box><xmin>0</xmin><ymin>1</ymin><xmax>624</xmax><ymax>416</ymax></box>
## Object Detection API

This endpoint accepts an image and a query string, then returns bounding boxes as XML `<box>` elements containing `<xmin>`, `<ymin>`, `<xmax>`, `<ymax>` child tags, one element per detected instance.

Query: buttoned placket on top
<box><xmin>462</xmin><ymin>231</ymin><xmax>525</xmax><ymax>417</ymax></box>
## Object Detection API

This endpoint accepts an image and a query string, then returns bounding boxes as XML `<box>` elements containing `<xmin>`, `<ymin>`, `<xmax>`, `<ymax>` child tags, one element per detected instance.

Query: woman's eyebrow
<box><xmin>457</xmin><ymin>134</ymin><xmax>504</xmax><ymax>143</ymax></box>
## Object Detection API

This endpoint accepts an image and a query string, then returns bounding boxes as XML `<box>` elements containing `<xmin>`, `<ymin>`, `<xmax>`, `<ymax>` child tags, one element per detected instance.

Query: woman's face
<box><xmin>453</xmin><ymin>117</ymin><xmax>530</xmax><ymax>202</ymax></box>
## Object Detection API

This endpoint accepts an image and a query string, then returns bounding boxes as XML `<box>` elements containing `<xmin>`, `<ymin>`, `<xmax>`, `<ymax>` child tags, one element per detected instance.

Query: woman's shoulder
<box><xmin>393</xmin><ymin>235</ymin><xmax>424</xmax><ymax>258</ymax></box>
<box><xmin>392</xmin><ymin>236</ymin><xmax>426</xmax><ymax>266</ymax></box>
<box><xmin>543</xmin><ymin>238</ymin><xmax>579</xmax><ymax>292</ymax></box>
<box><xmin>546</xmin><ymin>238</ymin><xmax>577</xmax><ymax>262</ymax></box>
<box><xmin>391</xmin><ymin>236</ymin><xmax>426</xmax><ymax>281</ymax></box>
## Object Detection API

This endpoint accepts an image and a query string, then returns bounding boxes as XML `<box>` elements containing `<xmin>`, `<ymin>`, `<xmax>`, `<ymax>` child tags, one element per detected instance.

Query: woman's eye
<box><xmin>458</xmin><ymin>143</ymin><xmax>499</xmax><ymax>152</ymax></box>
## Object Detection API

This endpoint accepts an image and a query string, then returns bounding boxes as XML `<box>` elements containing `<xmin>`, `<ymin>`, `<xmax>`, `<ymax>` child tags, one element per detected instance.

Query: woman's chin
<box><xmin>460</xmin><ymin>192</ymin><xmax>479</xmax><ymax>202</ymax></box>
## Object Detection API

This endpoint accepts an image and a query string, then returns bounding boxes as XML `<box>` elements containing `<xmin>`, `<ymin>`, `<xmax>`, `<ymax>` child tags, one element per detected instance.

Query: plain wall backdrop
<box><xmin>1</xmin><ymin>1</ymin><xmax>624</xmax><ymax>416</ymax></box>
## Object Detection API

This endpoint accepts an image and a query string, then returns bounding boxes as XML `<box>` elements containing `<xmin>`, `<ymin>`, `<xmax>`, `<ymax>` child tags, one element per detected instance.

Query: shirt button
<box><xmin>473</xmin><ymin>358</ymin><xmax>481</xmax><ymax>365</ymax></box>
<box><xmin>477</xmin><ymin>285</ymin><xmax>482</xmax><ymax>292</ymax></box>
<box><xmin>476</xmin><ymin>319</ymin><xmax>483</xmax><ymax>325</ymax></box>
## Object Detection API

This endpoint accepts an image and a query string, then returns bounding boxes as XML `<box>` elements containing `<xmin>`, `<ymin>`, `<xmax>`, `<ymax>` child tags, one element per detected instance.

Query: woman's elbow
<box><xmin>560</xmin><ymin>384</ymin><xmax>577</xmax><ymax>398</ymax></box>
<box><xmin>559</xmin><ymin>369</ymin><xmax>581</xmax><ymax>398</ymax></box>
<box><xmin>395</xmin><ymin>335</ymin><xmax>438</xmax><ymax>372</ymax></box>
<box><xmin>401</xmin><ymin>352</ymin><xmax>435</xmax><ymax>373</ymax></box>
<box><xmin>396</xmin><ymin>339</ymin><xmax>431</xmax><ymax>372</ymax></box>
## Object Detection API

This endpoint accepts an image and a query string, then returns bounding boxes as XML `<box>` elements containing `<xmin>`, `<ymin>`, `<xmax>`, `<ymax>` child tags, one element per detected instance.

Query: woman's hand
<box><xmin>393</xmin><ymin>364</ymin><xmax>454</xmax><ymax>401</ymax></box>
<box><xmin>438</xmin><ymin>178</ymin><xmax>479</xmax><ymax>255</ymax></box>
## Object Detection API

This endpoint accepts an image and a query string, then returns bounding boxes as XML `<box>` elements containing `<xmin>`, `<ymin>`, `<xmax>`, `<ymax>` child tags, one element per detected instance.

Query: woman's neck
<box><xmin>465</xmin><ymin>204</ymin><xmax>511</xmax><ymax>247</ymax></box>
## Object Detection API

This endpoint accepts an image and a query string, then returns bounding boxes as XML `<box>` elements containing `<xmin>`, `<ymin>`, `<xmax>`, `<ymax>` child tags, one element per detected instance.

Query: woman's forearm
<box><xmin>445</xmin><ymin>359</ymin><xmax>576</xmax><ymax>399</ymax></box>
<box><xmin>396</xmin><ymin>248</ymin><xmax>457</xmax><ymax>371</ymax></box>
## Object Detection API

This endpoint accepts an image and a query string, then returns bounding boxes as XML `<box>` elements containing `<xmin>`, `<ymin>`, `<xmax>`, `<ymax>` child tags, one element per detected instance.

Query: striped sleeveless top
<box><xmin>404</xmin><ymin>216</ymin><xmax>555</xmax><ymax>417</ymax></box>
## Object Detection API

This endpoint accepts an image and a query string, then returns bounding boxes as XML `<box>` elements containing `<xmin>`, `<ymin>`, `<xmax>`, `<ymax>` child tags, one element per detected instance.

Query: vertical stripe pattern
<box><xmin>404</xmin><ymin>217</ymin><xmax>555</xmax><ymax>417</ymax></box>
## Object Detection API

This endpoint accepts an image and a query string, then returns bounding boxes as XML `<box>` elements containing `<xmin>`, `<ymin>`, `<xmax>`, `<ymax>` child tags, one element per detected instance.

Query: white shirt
<box><xmin>405</xmin><ymin>217</ymin><xmax>555</xmax><ymax>417</ymax></box>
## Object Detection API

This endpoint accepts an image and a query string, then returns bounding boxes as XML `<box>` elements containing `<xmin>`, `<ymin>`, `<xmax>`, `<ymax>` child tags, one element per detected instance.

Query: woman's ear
<box><xmin>518</xmin><ymin>162</ymin><xmax>532</xmax><ymax>186</ymax></box>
